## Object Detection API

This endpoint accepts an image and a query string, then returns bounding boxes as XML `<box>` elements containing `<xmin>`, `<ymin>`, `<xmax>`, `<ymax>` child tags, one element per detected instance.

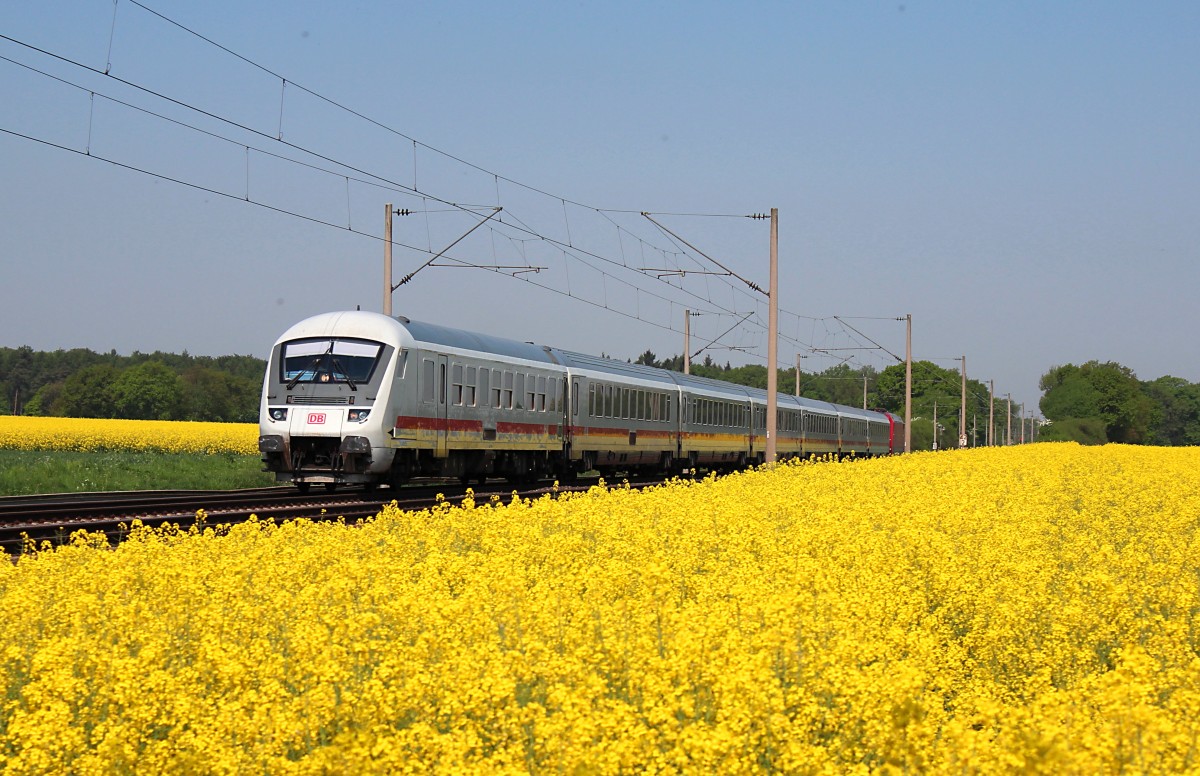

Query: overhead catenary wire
<box><xmin>1</xmin><ymin>6</ymin><xmax>1029</xmax><ymax>406</ymax></box>
<box><xmin>0</xmin><ymin>25</ymin><xmax>832</xmax><ymax>357</ymax></box>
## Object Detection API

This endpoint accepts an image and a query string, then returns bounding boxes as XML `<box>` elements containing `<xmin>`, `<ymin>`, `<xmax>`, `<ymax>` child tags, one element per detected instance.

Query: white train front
<box><xmin>258</xmin><ymin>311</ymin><xmax>904</xmax><ymax>491</ymax></box>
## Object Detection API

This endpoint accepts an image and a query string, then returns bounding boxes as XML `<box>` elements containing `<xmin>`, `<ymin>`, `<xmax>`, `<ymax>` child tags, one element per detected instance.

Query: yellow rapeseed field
<box><xmin>0</xmin><ymin>416</ymin><xmax>258</xmax><ymax>456</ymax></box>
<box><xmin>2</xmin><ymin>442</ymin><xmax>1200</xmax><ymax>773</ymax></box>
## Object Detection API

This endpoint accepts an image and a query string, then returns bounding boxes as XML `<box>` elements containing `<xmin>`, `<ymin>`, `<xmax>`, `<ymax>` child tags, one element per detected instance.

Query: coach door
<box><xmin>568</xmin><ymin>378</ymin><xmax>581</xmax><ymax>458</ymax></box>
<box><xmin>436</xmin><ymin>355</ymin><xmax>449</xmax><ymax>457</ymax></box>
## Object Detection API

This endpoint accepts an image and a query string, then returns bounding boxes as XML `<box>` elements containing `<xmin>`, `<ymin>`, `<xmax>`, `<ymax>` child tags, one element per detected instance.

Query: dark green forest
<box><xmin>3</xmin><ymin>344</ymin><xmax>1197</xmax><ymax>447</ymax></box>
<box><xmin>0</xmin><ymin>346</ymin><xmax>264</xmax><ymax>423</ymax></box>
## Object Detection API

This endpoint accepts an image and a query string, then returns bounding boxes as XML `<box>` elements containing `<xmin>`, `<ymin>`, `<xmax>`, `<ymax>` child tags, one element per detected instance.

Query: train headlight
<box><xmin>348</xmin><ymin>408</ymin><xmax>371</xmax><ymax>423</ymax></box>
<box><xmin>269</xmin><ymin>408</ymin><xmax>288</xmax><ymax>422</ymax></box>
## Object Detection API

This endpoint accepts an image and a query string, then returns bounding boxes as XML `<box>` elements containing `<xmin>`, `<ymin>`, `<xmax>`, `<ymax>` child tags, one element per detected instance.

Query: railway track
<box><xmin>0</xmin><ymin>476</ymin><xmax>639</xmax><ymax>557</ymax></box>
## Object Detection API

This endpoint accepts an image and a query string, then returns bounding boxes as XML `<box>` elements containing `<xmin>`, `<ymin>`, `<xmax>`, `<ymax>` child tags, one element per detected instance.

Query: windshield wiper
<box><xmin>287</xmin><ymin>341</ymin><xmax>333</xmax><ymax>390</ymax></box>
<box><xmin>330</xmin><ymin>356</ymin><xmax>358</xmax><ymax>390</ymax></box>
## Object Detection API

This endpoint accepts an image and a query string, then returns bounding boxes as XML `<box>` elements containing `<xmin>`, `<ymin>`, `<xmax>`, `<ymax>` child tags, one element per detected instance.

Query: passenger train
<box><xmin>258</xmin><ymin>311</ymin><xmax>905</xmax><ymax>491</ymax></box>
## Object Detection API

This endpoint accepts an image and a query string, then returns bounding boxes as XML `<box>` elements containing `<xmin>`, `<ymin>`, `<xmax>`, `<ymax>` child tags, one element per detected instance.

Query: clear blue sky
<box><xmin>2</xmin><ymin>1</ymin><xmax>1197</xmax><ymax>415</ymax></box>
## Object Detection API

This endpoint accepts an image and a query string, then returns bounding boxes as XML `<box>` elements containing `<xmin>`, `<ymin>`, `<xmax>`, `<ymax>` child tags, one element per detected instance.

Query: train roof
<box><xmin>396</xmin><ymin>316</ymin><xmax>561</xmax><ymax>366</ymax></box>
<box><xmin>549</xmin><ymin>350</ymin><xmax>680</xmax><ymax>387</ymax></box>
<box><xmin>670</xmin><ymin>370</ymin><xmax>755</xmax><ymax>399</ymax></box>
<box><xmin>272</xmin><ymin>311</ymin><xmax>409</xmax><ymax>349</ymax></box>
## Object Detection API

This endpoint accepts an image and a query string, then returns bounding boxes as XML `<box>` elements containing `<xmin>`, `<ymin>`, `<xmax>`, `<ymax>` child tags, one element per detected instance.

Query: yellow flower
<box><xmin>0</xmin><ymin>416</ymin><xmax>257</xmax><ymax>455</ymax></box>
<box><xmin>1</xmin><ymin>443</ymin><xmax>1200</xmax><ymax>772</ymax></box>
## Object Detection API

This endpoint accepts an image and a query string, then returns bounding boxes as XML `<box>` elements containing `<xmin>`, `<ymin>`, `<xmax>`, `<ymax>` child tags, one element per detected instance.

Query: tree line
<box><xmin>0</xmin><ymin>346</ymin><xmax>264</xmax><ymax>423</ymax></box>
<box><xmin>635</xmin><ymin>350</ymin><xmax>1200</xmax><ymax>448</ymax></box>
<box><xmin>4</xmin><ymin>343</ymin><xmax>1196</xmax><ymax>445</ymax></box>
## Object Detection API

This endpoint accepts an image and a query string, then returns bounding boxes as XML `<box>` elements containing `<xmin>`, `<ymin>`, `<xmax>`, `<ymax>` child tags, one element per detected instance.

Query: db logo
<box><xmin>308</xmin><ymin>412</ymin><xmax>327</xmax><ymax>424</ymax></box>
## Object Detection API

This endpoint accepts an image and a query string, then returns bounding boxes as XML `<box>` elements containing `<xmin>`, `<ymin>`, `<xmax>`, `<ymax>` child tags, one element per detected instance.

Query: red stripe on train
<box><xmin>394</xmin><ymin>416</ymin><xmax>559</xmax><ymax>435</ymax></box>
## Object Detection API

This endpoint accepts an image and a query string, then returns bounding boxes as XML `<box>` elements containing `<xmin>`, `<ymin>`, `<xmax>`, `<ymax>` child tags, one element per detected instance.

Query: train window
<box><xmin>490</xmin><ymin>370</ymin><xmax>501</xmax><ymax>408</ymax></box>
<box><xmin>421</xmin><ymin>359</ymin><xmax>435</xmax><ymax>403</ymax></box>
<box><xmin>588</xmin><ymin>384</ymin><xmax>596</xmax><ymax>416</ymax></box>
<box><xmin>466</xmin><ymin>366</ymin><xmax>477</xmax><ymax>407</ymax></box>
<box><xmin>503</xmin><ymin>372</ymin><xmax>514</xmax><ymax>410</ymax></box>
<box><xmin>537</xmin><ymin>376</ymin><xmax>547</xmax><ymax>412</ymax></box>
<box><xmin>439</xmin><ymin>363</ymin><xmax>446</xmax><ymax>405</ymax></box>
<box><xmin>515</xmin><ymin>373</ymin><xmax>526</xmax><ymax>410</ymax></box>
<box><xmin>666</xmin><ymin>396</ymin><xmax>672</xmax><ymax>423</ymax></box>
<box><xmin>604</xmin><ymin>385</ymin><xmax>614</xmax><ymax>418</ymax></box>
<box><xmin>451</xmin><ymin>364</ymin><xmax>464</xmax><ymax>406</ymax></box>
<box><xmin>280</xmin><ymin>337</ymin><xmax>384</xmax><ymax>385</ymax></box>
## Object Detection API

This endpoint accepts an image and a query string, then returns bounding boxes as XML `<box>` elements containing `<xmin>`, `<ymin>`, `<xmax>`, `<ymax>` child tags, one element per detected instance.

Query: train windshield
<box><xmin>281</xmin><ymin>338</ymin><xmax>384</xmax><ymax>387</ymax></box>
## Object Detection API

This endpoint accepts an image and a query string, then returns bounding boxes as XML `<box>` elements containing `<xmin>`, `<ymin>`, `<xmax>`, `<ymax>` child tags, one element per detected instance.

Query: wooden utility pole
<box><xmin>960</xmin><ymin>355</ymin><xmax>967</xmax><ymax>448</ymax></box>
<box><xmin>988</xmin><ymin>379</ymin><xmax>995</xmax><ymax>447</ymax></box>
<box><xmin>1006</xmin><ymin>394</ymin><xmax>1012</xmax><ymax>445</ymax></box>
<box><xmin>383</xmin><ymin>202</ymin><xmax>393</xmax><ymax>316</ymax></box>
<box><xmin>765</xmin><ymin>208</ymin><xmax>779</xmax><ymax>464</ymax></box>
<box><xmin>904</xmin><ymin>314</ymin><xmax>912</xmax><ymax>453</ymax></box>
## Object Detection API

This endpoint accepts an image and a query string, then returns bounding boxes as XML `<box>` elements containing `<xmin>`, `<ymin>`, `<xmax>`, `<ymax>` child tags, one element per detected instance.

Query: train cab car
<box><xmin>259</xmin><ymin>311</ymin><xmax>406</xmax><ymax>491</ymax></box>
